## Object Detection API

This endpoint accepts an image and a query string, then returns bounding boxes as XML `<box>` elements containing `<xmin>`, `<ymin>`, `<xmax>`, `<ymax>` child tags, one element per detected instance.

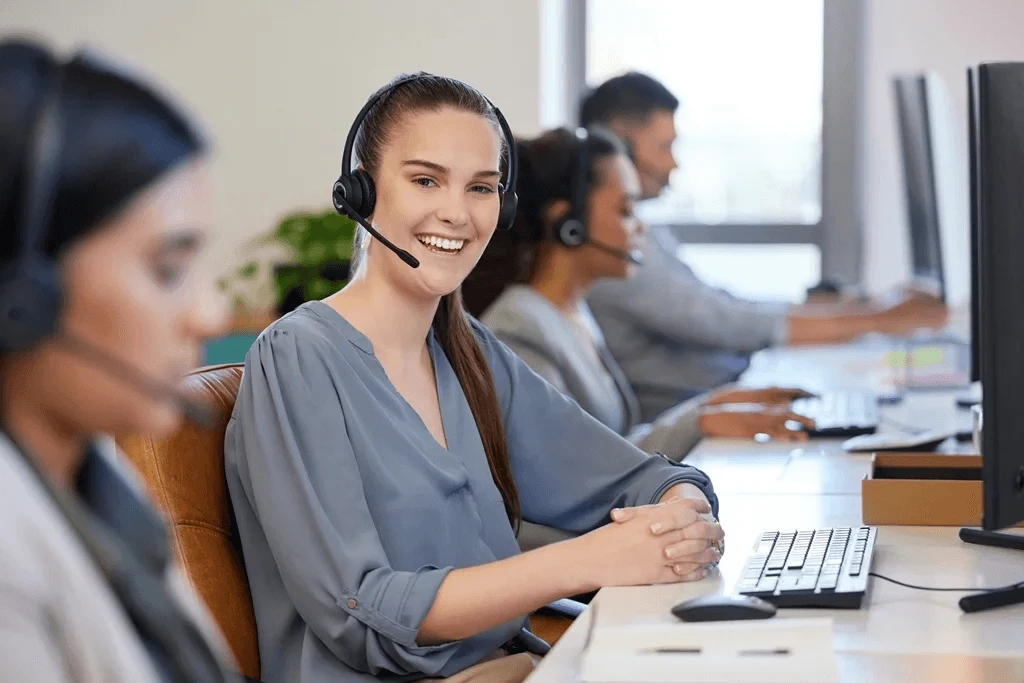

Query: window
<box><xmin>677</xmin><ymin>243</ymin><xmax>822</xmax><ymax>304</ymax></box>
<box><xmin>580</xmin><ymin>0</ymin><xmax>861</xmax><ymax>296</ymax></box>
<box><xmin>588</xmin><ymin>0</ymin><xmax>824</xmax><ymax>227</ymax></box>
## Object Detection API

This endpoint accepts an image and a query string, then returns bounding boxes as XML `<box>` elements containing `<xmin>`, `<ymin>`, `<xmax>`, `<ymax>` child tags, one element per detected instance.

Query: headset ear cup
<box><xmin>333</xmin><ymin>170</ymin><xmax>376</xmax><ymax>219</ymax></box>
<box><xmin>333</xmin><ymin>175</ymin><xmax>361</xmax><ymax>217</ymax></box>
<box><xmin>355</xmin><ymin>169</ymin><xmax>376</xmax><ymax>218</ymax></box>
<box><xmin>557</xmin><ymin>216</ymin><xmax>587</xmax><ymax>248</ymax></box>
<box><xmin>0</xmin><ymin>256</ymin><xmax>61</xmax><ymax>352</ymax></box>
<box><xmin>497</xmin><ymin>190</ymin><xmax>518</xmax><ymax>231</ymax></box>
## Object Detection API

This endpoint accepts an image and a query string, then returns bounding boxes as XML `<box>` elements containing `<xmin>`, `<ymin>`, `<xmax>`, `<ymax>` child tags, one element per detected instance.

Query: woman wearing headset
<box><xmin>226</xmin><ymin>74</ymin><xmax>724</xmax><ymax>683</ymax></box>
<box><xmin>0</xmin><ymin>41</ymin><xmax>230</xmax><ymax>682</ymax></box>
<box><xmin>481</xmin><ymin>128</ymin><xmax>815</xmax><ymax>461</ymax></box>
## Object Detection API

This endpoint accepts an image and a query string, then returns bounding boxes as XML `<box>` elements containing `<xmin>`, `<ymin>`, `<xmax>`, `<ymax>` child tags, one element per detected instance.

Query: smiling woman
<box><xmin>224</xmin><ymin>73</ymin><xmax>724</xmax><ymax>683</ymax></box>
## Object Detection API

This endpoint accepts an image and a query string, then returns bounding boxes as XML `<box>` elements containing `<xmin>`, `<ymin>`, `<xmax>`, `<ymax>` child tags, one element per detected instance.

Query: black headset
<box><xmin>332</xmin><ymin>74</ymin><xmax>519</xmax><ymax>268</ymax></box>
<box><xmin>552</xmin><ymin>127</ymin><xmax>591</xmax><ymax>248</ymax></box>
<box><xmin>0</xmin><ymin>63</ymin><xmax>65</xmax><ymax>351</ymax></box>
<box><xmin>546</xmin><ymin>127</ymin><xmax>644</xmax><ymax>266</ymax></box>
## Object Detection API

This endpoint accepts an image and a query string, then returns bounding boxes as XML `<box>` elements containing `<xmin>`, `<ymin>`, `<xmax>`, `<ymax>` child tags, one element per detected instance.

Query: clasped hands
<box><xmin>590</xmin><ymin>484</ymin><xmax>724</xmax><ymax>586</ymax></box>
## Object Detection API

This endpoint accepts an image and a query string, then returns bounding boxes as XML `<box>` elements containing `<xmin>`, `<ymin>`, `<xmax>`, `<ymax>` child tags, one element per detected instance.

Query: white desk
<box><xmin>527</xmin><ymin>347</ymin><xmax>1024</xmax><ymax>683</ymax></box>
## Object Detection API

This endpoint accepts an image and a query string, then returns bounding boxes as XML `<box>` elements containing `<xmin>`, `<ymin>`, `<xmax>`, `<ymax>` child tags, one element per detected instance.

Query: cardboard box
<box><xmin>862</xmin><ymin>453</ymin><xmax>983</xmax><ymax>526</ymax></box>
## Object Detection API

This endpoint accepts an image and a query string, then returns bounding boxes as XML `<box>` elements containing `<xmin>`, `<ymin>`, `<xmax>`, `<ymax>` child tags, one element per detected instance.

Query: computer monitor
<box><xmin>967</xmin><ymin>68</ymin><xmax>981</xmax><ymax>384</ymax></box>
<box><xmin>973</xmin><ymin>62</ymin><xmax>1024</xmax><ymax>532</ymax></box>
<box><xmin>892</xmin><ymin>74</ymin><xmax>971</xmax><ymax>307</ymax></box>
<box><xmin>954</xmin><ymin>62</ymin><xmax>1024</xmax><ymax>615</ymax></box>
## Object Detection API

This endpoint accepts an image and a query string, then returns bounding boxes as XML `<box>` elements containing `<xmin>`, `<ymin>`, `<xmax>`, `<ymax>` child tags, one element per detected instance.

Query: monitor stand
<box><xmin>958</xmin><ymin>527</ymin><xmax>1024</xmax><ymax>613</ymax></box>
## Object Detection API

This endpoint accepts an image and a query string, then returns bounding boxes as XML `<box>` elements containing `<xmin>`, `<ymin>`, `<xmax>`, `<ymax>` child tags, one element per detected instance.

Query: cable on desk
<box><xmin>869</xmin><ymin>572</ymin><xmax>1024</xmax><ymax>593</ymax></box>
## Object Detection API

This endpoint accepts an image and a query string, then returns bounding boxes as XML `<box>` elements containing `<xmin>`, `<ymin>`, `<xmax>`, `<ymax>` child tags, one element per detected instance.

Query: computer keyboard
<box><xmin>792</xmin><ymin>390</ymin><xmax>879</xmax><ymax>437</ymax></box>
<box><xmin>736</xmin><ymin>526</ymin><xmax>877</xmax><ymax>609</ymax></box>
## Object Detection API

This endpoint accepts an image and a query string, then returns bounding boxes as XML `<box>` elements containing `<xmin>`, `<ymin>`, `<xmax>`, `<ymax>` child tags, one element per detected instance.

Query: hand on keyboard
<box><xmin>698</xmin><ymin>403</ymin><xmax>816</xmax><ymax>442</ymax></box>
<box><xmin>706</xmin><ymin>385</ymin><xmax>814</xmax><ymax>406</ymax></box>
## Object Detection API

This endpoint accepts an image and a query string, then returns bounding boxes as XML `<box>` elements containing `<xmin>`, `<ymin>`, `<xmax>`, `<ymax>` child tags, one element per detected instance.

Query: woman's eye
<box><xmin>153</xmin><ymin>262</ymin><xmax>186</xmax><ymax>288</ymax></box>
<box><xmin>415</xmin><ymin>177</ymin><xmax>437</xmax><ymax>188</ymax></box>
<box><xmin>470</xmin><ymin>184</ymin><xmax>496</xmax><ymax>194</ymax></box>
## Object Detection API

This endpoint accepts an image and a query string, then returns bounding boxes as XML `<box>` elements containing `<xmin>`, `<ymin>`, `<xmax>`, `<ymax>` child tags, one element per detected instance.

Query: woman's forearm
<box><xmin>417</xmin><ymin>537</ymin><xmax>593</xmax><ymax>644</ymax></box>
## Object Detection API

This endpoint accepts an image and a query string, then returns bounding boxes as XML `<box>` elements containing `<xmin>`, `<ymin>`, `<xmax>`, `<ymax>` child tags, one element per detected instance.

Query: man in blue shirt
<box><xmin>583</xmin><ymin>73</ymin><xmax>947</xmax><ymax>421</ymax></box>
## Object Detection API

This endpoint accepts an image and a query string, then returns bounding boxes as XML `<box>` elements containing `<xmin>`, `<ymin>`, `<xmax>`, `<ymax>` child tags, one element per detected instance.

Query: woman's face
<box><xmin>583</xmin><ymin>153</ymin><xmax>644</xmax><ymax>280</ymax></box>
<box><xmin>22</xmin><ymin>160</ymin><xmax>226</xmax><ymax>438</ymax></box>
<box><xmin>366</xmin><ymin>106</ymin><xmax>503</xmax><ymax>300</ymax></box>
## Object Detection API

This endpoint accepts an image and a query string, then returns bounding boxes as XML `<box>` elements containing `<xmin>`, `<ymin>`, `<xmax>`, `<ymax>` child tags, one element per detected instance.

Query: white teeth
<box><xmin>416</xmin><ymin>235</ymin><xmax>465</xmax><ymax>253</ymax></box>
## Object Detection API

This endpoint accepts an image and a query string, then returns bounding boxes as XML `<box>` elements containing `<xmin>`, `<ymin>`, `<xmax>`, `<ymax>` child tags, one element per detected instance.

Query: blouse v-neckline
<box><xmin>306</xmin><ymin>301</ymin><xmax>454</xmax><ymax>453</ymax></box>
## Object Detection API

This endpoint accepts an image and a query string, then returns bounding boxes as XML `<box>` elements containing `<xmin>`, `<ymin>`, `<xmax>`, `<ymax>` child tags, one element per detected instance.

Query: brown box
<box><xmin>862</xmin><ymin>453</ymin><xmax>984</xmax><ymax>526</ymax></box>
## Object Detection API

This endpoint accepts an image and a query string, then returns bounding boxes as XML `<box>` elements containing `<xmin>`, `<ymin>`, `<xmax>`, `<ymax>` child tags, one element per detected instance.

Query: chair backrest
<box><xmin>117</xmin><ymin>363</ymin><xmax>259</xmax><ymax>681</ymax></box>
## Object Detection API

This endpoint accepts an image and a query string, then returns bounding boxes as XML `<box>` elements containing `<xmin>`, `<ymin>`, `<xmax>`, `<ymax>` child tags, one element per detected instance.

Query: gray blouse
<box><xmin>224</xmin><ymin>301</ymin><xmax>718</xmax><ymax>682</ymax></box>
<box><xmin>483</xmin><ymin>285</ymin><xmax>707</xmax><ymax>461</ymax></box>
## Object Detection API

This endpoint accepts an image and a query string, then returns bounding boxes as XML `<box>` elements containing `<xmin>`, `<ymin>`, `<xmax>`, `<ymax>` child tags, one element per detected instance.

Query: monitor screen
<box><xmin>975</xmin><ymin>61</ymin><xmax>1024</xmax><ymax>531</ymax></box>
<box><xmin>893</xmin><ymin>76</ymin><xmax>945</xmax><ymax>302</ymax></box>
<box><xmin>967</xmin><ymin>68</ymin><xmax>981</xmax><ymax>384</ymax></box>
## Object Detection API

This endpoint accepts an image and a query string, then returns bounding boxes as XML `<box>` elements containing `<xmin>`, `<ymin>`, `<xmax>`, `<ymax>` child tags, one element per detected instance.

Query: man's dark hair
<box><xmin>579</xmin><ymin>71</ymin><xmax>679</xmax><ymax>127</ymax></box>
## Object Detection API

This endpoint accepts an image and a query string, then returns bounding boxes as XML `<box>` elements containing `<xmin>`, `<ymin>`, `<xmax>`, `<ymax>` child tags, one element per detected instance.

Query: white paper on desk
<box><xmin>579</xmin><ymin>618</ymin><xmax>838</xmax><ymax>683</ymax></box>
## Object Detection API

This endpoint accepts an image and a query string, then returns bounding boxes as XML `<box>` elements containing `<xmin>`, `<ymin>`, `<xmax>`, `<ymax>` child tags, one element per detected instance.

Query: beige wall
<box><xmin>862</xmin><ymin>0</ymin><xmax>1024</xmax><ymax>296</ymax></box>
<box><xmin>1</xmin><ymin>0</ymin><xmax>542</xmax><ymax>294</ymax></box>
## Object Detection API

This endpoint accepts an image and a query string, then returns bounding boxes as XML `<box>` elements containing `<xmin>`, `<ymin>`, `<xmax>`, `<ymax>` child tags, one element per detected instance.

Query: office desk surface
<box><xmin>527</xmin><ymin>360</ymin><xmax>1024</xmax><ymax>682</ymax></box>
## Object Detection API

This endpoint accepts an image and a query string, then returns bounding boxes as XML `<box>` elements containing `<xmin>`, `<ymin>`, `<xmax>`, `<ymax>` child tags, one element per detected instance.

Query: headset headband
<box><xmin>18</xmin><ymin>62</ymin><xmax>66</xmax><ymax>261</ymax></box>
<box><xmin>340</xmin><ymin>74</ymin><xmax>518</xmax><ymax>196</ymax></box>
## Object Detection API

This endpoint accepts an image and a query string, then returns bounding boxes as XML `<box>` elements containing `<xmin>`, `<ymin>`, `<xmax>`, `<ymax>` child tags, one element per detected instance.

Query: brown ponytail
<box><xmin>434</xmin><ymin>289</ymin><xmax>520</xmax><ymax>530</ymax></box>
<box><xmin>350</xmin><ymin>73</ymin><xmax>521</xmax><ymax>529</ymax></box>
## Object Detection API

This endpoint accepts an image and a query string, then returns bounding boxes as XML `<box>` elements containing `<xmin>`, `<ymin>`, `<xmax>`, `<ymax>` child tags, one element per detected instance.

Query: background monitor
<box><xmin>892</xmin><ymin>73</ymin><xmax>971</xmax><ymax>307</ymax></box>
<box><xmin>974</xmin><ymin>61</ymin><xmax>1024</xmax><ymax>531</ymax></box>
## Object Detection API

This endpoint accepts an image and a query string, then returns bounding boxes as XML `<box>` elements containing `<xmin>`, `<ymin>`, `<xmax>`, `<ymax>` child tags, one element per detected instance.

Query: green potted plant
<box><xmin>219</xmin><ymin>208</ymin><xmax>358</xmax><ymax>316</ymax></box>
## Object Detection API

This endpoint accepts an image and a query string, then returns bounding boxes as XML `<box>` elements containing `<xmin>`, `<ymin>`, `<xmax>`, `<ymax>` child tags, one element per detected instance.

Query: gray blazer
<box><xmin>482</xmin><ymin>286</ymin><xmax>707</xmax><ymax>462</ymax></box>
<box><xmin>587</xmin><ymin>225</ymin><xmax>787</xmax><ymax>420</ymax></box>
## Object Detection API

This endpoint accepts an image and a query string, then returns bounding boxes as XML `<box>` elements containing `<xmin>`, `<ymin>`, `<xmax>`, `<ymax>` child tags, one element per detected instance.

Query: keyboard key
<box><xmin>817</xmin><ymin>576</ymin><xmax>838</xmax><ymax>591</ymax></box>
<box><xmin>755</xmin><ymin>577</ymin><xmax>779</xmax><ymax>592</ymax></box>
<box><xmin>797</xmin><ymin>575</ymin><xmax>819</xmax><ymax>590</ymax></box>
<box><xmin>777</xmin><ymin>576</ymin><xmax>801</xmax><ymax>591</ymax></box>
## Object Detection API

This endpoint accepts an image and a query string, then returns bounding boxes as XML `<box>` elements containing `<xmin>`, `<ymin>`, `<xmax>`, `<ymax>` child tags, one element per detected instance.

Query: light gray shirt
<box><xmin>0</xmin><ymin>435</ymin><xmax>229</xmax><ymax>683</ymax></box>
<box><xmin>224</xmin><ymin>301</ymin><xmax>718</xmax><ymax>683</ymax></box>
<box><xmin>483</xmin><ymin>285</ymin><xmax>706</xmax><ymax>461</ymax></box>
<box><xmin>587</xmin><ymin>225</ymin><xmax>789</xmax><ymax>421</ymax></box>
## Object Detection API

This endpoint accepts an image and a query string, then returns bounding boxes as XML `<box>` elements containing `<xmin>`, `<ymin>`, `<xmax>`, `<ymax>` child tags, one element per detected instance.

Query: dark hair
<box><xmin>462</xmin><ymin>127</ymin><xmax>626</xmax><ymax>314</ymax></box>
<box><xmin>512</xmin><ymin>127</ymin><xmax>627</xmax><ymax>244</ymax></box>
<box><xmin>579</xmin><ymin>71</ymin><xmax>679</xmax><ymax>128</ymax></box>
<box><xmin>0</xmin><ymin>40</ymin><xmax>205</xmax><ymax>263</ymax></box>
<box><xmin>354</xmin><ymin>73</ymin><xmax>521</xmax><ymax>529</ymax></box>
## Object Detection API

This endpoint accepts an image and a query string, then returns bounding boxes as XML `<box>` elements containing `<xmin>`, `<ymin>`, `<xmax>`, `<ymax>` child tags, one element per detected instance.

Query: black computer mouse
<box><xmin>671</xmin><ymin>594</ymin><xmax>777</xmax><ymax>622</ymax></box>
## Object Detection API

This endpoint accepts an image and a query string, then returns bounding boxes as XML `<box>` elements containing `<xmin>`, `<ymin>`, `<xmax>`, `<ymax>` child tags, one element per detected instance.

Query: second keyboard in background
<box><xmin>792</xmin><ymin>390</ymin><xmax>879</xmax><ymax>437</ymax></box>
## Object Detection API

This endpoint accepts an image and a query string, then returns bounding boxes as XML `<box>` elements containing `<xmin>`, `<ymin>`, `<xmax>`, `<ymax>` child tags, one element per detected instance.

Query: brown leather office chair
<box><xmin>118</xmin><ymin>363</ymin><xmax>575</xmax><ymax>682</ymax></box>
<box><xmin>117</xmin><ymin>363</ymin><xmax>261</xmax><ymax>681</ymax></box>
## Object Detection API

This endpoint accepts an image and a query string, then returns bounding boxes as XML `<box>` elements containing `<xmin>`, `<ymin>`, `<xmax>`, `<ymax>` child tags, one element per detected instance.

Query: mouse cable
<box><xmin>868</xmin><ymin>572</ymin><xmax>1024</xmax><ymax>593</ymax></box>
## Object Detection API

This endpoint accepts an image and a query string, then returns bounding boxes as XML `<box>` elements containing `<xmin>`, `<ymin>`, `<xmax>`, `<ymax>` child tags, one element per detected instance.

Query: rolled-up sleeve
<box><xmin>628</xmin><ymin>393</ymin><xmax>709</xmax><ymax>461</ymax></box>
<box><xmin>472</xmin><ymin>320</ymin><xmax>719</xmax><ymax>531</ymax></box>
<box><xmin>230</xmin><ymin>328</ymin><xmax>457</xmax><ymax>677</ymax></box>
